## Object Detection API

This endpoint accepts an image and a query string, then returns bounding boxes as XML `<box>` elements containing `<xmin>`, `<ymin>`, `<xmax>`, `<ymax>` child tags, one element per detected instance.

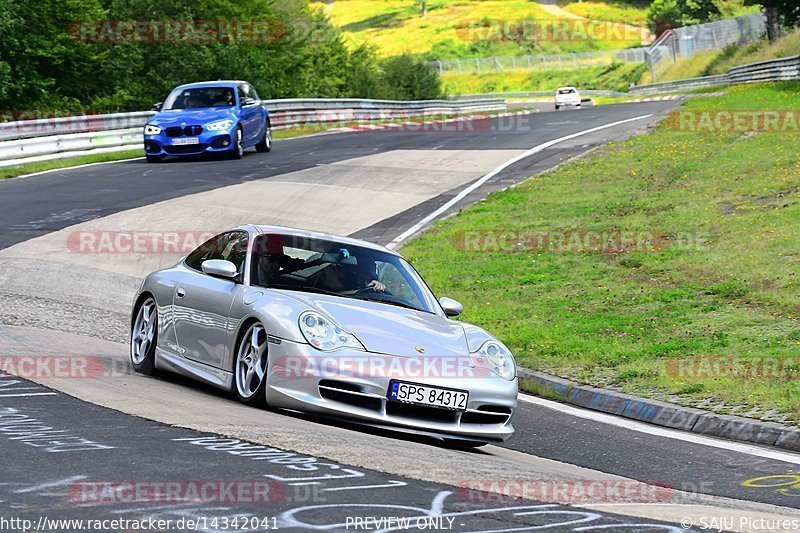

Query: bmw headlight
<box><xmin>143</xmin><ymin>124</ymin><xmax>161</xmax><ymax>135</ymax></box>
<box><xmin>474</xmin><ymin>340</ymin><xmax>516</xmax><ymax>380</ymax></box>
<box><xmin>205</xmin><ymin>119</ymin><xmax>234</xmax><ymax>131</ymax></box>
<box><xmin>299</xmin><ymin>311</ymin><xmax>364</xmax><ymax>352</ymax></box>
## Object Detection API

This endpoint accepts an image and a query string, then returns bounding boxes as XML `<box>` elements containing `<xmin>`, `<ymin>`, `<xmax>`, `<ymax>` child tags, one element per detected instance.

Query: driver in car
<box><xmin>303</xmin><ymin>255</ymin><xmax>386</xmax><ymax>294</ymax></box>
<box><xmin>256</xmin><ymin>237</ymin><xmax>308</xmax><ymax>285</ymax></box>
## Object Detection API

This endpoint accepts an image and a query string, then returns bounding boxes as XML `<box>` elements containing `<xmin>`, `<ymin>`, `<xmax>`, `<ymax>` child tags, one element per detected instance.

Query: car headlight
<box><xmin>205</xmin><ymin>119</ymin><xmax>234</xmax><ymax>131</ymax></box>
<box><xmin>299</xmin><ymin>311</ymin><xmax>364</xmax><ymax>352</ymax></box>
<box><xmin>474</xmin><ymin>340</ymin><xmax>516</xmax><ymax>380</ymax></box>
<box><xmin>143</xmin><ymin>124</ymin><xmax>161</xmax><ymax>135</ymax></box>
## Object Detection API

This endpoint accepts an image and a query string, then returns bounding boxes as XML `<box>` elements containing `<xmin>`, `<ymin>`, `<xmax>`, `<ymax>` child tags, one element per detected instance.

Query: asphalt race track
<box><xmin>2</xmin><ymin>102</ymin><xmax>799</xmax><ymax>531</ymax></box>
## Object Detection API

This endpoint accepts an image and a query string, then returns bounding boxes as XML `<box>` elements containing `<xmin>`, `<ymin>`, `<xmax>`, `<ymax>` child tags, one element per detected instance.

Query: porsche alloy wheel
<box><xmin>235</xmin><ymin>322</ymin><xmax>269</xmax><ymax>405</ymax></box>
<box><xmin>131</xmin><ymin>297</ymin><xmax>158</xmax><ymax>374</ymax></box>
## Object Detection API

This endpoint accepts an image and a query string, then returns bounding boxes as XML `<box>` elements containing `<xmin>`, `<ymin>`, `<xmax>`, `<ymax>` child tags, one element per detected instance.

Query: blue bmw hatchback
<box><xmin>143</xmin><ymin>80</ymin><xmax>272</xmax><ymax>162</ymax></box>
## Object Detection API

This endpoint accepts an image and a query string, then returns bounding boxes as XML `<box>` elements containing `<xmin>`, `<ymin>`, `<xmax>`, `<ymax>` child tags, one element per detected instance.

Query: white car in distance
<box><xmin>555</xmin><ymin>87</ymin><xmax>581</xmax><ymax>110</ymax></box>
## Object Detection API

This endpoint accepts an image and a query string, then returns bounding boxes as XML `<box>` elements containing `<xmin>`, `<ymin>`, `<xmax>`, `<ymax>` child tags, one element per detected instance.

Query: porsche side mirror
<box><xmin>152</xmin><ymin>102</ymin><xmax>162</xmax><ymax>111</ymax></box>
<box><xmin>439</xmin><ymin>297</ymin><xmax>463</xmax><ymax>317</ymax></box>
<box><xmin>201</xmin><ymin>259</ymin><xmax>238</xmax><ymax>280</ymax></box>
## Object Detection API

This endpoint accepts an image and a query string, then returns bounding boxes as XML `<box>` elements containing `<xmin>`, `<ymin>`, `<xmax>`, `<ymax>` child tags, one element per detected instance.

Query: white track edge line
<box><xmin>386</xmin><ymin>113</ymin><xmax>654</xmax><ymax>250</ymax></box>
<box><xmin>518</xmin><ymin>393</ymin><xmax>800</xmax><ymax>464</ymax></box>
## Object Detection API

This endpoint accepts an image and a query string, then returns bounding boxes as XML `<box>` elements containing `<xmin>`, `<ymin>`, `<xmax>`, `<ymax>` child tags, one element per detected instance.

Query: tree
<box><xmin>744</xmin><ymin>0</ymin><xmax>800</xmax><ymax>43</ymax></box>
<box><xmin>420</xmin><ymin>1</ymin><xmax>428</xmax><ymax>17</ymax></box>
<box><xmin>648</xmin><ymin>0</ymin><xmax>721</xmax><ymax>30</ymax></box>
<box><xmin>0</xmin><ymin>0</ymin><xmax>108</xmax><ymax>111</ymax></box>
<box><xmin>380</xmin><ymin>54</ymin><xmax>441</xmax><ymax>100</ymax></box>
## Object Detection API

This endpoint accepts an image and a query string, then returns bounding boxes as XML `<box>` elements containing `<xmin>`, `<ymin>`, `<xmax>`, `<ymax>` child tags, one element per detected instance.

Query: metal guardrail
<box><xmin>431</xmin><ymin>48</ymin><xmax>649</xmax><ymax>73</ymax></box>
<box><xmin>631</xmin><ymin>54</ymin><xmax>800</xmax><ymax>95</ymax></box>
<box><xmin>0</xmin><ymin>98</ymin><xmax>505</xmax><ymax>166</ymax></box>
<box><xmin>454</xmin><ymin>90</ymin><xmax>628</xmax><ymax>100</ymax></box>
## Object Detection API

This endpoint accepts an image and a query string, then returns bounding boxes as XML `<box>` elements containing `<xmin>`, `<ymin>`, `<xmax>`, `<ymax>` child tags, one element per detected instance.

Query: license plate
<box><xmin>171</xmin><ymin>137</ymin><xmax>199</xmax><ymax>145</ymax></box>
<box><xmin>388</xmin><ymin>381</ymin><xmax>468</xmax><ymax>411</ymax></box>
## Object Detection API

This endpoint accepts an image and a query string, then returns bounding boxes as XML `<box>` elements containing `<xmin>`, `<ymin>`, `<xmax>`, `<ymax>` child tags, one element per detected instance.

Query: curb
<box><xmin>517</xmin><ymin>368</ymin><xmax>800</xmax><ymax>453</ymax></box>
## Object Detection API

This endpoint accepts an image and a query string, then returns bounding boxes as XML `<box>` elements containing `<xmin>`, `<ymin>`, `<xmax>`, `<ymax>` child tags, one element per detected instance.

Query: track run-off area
<box><xmin>1</xmin><ymin>102</ymin><xmax>799</xmax><ymax>532</ymax></box>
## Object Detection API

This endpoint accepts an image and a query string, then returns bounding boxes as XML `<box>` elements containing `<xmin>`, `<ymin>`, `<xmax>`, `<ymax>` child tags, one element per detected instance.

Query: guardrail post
<box><xmin>646</xmin><ymin>49</ymin><xmax>656</xmax><ymax>82</ymax></box>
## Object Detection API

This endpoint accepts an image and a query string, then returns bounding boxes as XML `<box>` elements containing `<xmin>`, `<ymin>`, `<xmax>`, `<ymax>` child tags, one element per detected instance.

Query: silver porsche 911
<box><xmin>130</xmin><ymin>225</ymin><xmax>517</xmax><ymax>445</ymax></box>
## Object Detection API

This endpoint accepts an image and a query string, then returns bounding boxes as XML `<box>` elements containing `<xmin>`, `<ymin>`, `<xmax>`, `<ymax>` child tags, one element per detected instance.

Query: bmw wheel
<box><xmin>230</xmin><ymin>126</ymin><xmax>244</xmax><ymax>159</ymax></box>
<box><xmin>234</xmin><ymin>322</ymin><xmax>269</xmax><ymax>406</ymax></box>
<box><xmin>255</xmin><ymin>122</ymin><xmax>272</xmax><ymax>153</ymax></box>
<box><xmin>131</xmin><ymin>297</ymin><xmax>158</xmax><ymax>375</ymax></box>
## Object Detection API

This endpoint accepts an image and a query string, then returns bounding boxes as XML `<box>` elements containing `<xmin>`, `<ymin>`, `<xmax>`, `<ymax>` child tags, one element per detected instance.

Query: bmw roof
<box><xmin>171</xmin><ymin>80</ymin><xmax>247</xmax><ymax>90</ymax></box>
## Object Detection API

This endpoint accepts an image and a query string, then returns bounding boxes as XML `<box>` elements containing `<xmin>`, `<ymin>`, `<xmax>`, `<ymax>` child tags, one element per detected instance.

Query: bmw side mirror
<box><xmin>201</xmin><ymin>259</ymin><xmax>238</xmax><ymax>280</ymax></box>
<box><xmin>152</xmin><ymin>102</ymin><xmax>162</xmax><ymax>111</ymax></box>
<box><xmin>439</xmin><ymin>297</ymin><xmax>463</xmax><ymax>317</ymax></box>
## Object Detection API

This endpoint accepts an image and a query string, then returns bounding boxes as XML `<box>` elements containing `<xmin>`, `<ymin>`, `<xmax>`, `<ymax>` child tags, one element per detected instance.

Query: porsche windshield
<box><xmin>164</xmin><ymin>87</ymin><xmax>235</xmax><ymax>110</ymax></box>
<box><xmin>250</xmin><ymin>233</ymin><xmax>440</xmax><ymax>314</ymax></box>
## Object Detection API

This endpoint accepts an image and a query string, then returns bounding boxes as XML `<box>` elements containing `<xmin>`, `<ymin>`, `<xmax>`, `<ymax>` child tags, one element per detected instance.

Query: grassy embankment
<box><xmin>322</xmin><ymin>0</ymin><xmax>649</xmax><ymax>58</ymax></box>
<box><xmin>641</xmin><ymin>28</ymin><xmax>800</xmax><ymax>84</ymax></box>
<box><xmin>401</xmin><ymin>82</ymin><xmax>800</xmax><ymax>423</ymax></box>
<box><xmin>441</xmin><ymin>62</ymin><xmax>648</xmax><ymax>94</ymax></box>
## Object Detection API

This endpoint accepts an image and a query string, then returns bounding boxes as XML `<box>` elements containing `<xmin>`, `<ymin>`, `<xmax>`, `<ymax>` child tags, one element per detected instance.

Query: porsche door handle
<box><xmin>176</xmin><ymin>288</ymin><xmax>186</xmax><ymax>298</ymax></box>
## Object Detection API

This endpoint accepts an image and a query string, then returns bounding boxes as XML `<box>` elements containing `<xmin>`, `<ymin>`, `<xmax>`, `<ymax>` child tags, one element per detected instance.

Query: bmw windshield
<box><xmin>250</xmin><ymin>233</ymin><xmax>440</xmax><ymax>314</ymax></box>
<box><xmin>163</xmin><ymin>87</ymin><xmax>235</xmax><ymax>110</ymax></box>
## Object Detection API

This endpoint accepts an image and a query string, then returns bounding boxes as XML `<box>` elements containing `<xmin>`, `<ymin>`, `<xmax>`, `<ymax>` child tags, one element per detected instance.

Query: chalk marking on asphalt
<box><xmin>0</xmin><ymin>392</ymin><xmax>58</xmax><ymax>397</ymax></box>
<box><xmin>14</xmin><ymin>475</ymin><xmax>87</xmax><ymax>494</ymax></box>
<box><xmin>323</xmin><ymin>480</ymin><xmax>407</xmax><ymax>492</ymax></box>
<box><xmin>517</xmin><ymin>393</ymin><xmax>800</xmax><ymax>464</ymax></box>
<box><xmin>387</xmin><ymin>113</ymin><xmax>654</xmax><ymax>249</ymax></box>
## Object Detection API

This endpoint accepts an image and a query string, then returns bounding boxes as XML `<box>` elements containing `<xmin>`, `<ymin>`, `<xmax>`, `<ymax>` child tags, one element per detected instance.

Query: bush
<box><xmin>379</xmin><ymin>54</ymin><xmax>442</xmax><ymax>100</ymax></box>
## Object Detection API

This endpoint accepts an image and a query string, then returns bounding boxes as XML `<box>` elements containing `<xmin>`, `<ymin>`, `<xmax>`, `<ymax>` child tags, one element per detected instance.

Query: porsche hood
<box><xmin>273</xmin><ymin>291</ymin><xmax>470</xmax><ymax>357</ymax></box>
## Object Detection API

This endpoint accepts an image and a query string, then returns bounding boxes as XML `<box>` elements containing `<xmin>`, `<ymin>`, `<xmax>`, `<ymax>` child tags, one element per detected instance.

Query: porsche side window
<box><xmin>206</xmin><ymin>232</ymin><xmax>248</xmax><ymax>273</ymax></box>
<box><xmin>224</xmin><ymin>232</ymin><xmax>249</xmax><ymax>273</ymax></box>
<box><xmin>248</xmin><ymin>84</ymin><xmax>259</xmax><ymax>100</ymax></box>
<box><xmin>185</xmin><ymin>235</ymin><xmax>219</xmax><ymax>271</ymax></box>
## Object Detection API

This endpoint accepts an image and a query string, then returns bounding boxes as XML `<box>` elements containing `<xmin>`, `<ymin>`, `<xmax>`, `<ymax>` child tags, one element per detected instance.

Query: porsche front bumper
<box><xmin>264</xmin><ymin>338</ymin><xmax>517</xmax><ymax>442</ymax></box>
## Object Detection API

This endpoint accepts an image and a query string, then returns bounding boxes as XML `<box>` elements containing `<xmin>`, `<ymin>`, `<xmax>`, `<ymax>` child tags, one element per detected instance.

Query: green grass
<box><xmin>556</xmin><ymin>0</ymin><xmax>650</xmax><ymax>25</ymax></box>
<box><xmin>401</xmin><ymin>82</ymin><xmax>800</xmax><ymax>423</ymax></box>
<box><xmin>442</xmin><ymin>62</ymin><xmax>647</xmax><ymax>94</ymax></box>
<box><xmin>0</xmin><ymin>149</ymin><xmax>145</xmax><ymax>180</ymax></box>
<box><xmin>318</xmin><ymin>0</ymin><xmax>649</xmax><ymax>58</ymax></box>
